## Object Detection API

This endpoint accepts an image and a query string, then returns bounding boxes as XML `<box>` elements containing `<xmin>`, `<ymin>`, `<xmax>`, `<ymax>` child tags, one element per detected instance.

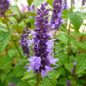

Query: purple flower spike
<box><xmin>0</xmin><ymin>0</ymin><xmax>10</xmax><ymax>17</ymax></box>
<box><xmin>28</xmin><ymin>3</ymin><xmax>58</xmax><ymax>77</ymax></box>
<box><xmin>20</xmin><ymin>28</ymin><xmax>30</xmax><ymax>57</ymax></box>
<box><xmin>72</xmin><ymin>0</ymin><xmax>75</xmax><ymax>5</ymax></box>
<box><xmin>66</xmin><ymin>80</ymin><xmax>71</xmax><ymax>86</ymax></box>
<box><xmin>50</xmin><ymin>0</ymin><xmax>63</xmax><ymax>30</ymax></box>
<box><xmin>82</xmin><ymin>0</ymin><xmax>86</xmax><ymax>6</ymax></box>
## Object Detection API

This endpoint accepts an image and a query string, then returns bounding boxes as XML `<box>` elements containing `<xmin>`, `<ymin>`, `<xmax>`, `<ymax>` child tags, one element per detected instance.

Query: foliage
<box><xmin>0</xmin><ymin>0</ymin><xmax>86</xmax><ymax>86</ymax></box>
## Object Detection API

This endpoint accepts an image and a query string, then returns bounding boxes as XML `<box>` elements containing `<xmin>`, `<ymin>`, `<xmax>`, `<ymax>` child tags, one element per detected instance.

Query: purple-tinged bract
<box><xmin>51</xmin><ymin>0</ymin><xmax>63</xmax><ymax>30</ymax></box>
<box><xmin>20</xmin><ymin>28</ymin><xmax>30</xmax><ymax>57</ymax></box>
<box><xmin>28</xmin><ymin>3</ymin><xmax>58</xmax><ymax>77</ymax></box>
<box><xmin>0</xmin><ymin>0</ymin><xmax>10</xmax><ymax>17</ymax></box>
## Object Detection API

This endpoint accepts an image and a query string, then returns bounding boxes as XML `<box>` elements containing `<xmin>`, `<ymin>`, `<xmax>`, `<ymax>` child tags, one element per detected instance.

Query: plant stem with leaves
<box><xmin>67</xmin><ymin>0</ymin><xmax>73</xmax><ymax>63</ymax></box>
<box><xmin>67</xmin><ymin>20</ymin><xmax>71</xmax><ymax>63</ymax></box>
<box><xmin>3</xmin><ymin>14</ymin><xmax>23</xmax><ymax>58</ymax></box>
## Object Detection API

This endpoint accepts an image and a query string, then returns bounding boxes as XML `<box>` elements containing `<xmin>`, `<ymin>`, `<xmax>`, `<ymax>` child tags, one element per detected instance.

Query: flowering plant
<box><xmin>0</xmin><ymin>0</ymin><xmax>86</xmax><ymax>86</ymax></box>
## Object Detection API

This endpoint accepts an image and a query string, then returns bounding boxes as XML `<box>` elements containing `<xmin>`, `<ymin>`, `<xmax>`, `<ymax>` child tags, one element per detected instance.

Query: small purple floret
<box><xmin>74</xmin><ymin>61</ymin><xmax>77</xmax><ymax>66</ymax></box>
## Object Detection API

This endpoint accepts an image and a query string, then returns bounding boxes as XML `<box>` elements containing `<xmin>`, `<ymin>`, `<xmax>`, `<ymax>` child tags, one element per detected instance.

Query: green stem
<box><xmin>67</xmin><ymin>0</ymin><xmax>73</xmax><ymax>63</ymax></box>
<box><xmin>11</xmin><ymin>37</ymin><xmax>23</xmax><ymax>58</ymax></box>
<box><xmin>36</xmin><ymin>73</ymin><xmax>41</xmax><ymax>86</ymax></box>
<box><xmin>67</xmin><ymin>21</ymin><xmax>71</xmax><ymax>63</ymax></box>
<box><xmin>54</xmin><ymin>31</ymin><xmax>57</xmax><ymax>55</ymax></box>
<box><xmin>4</xmin><ymin>14</ymin><xmax>23</xmax><ymax>58</ymax></box>
<box><xmin>70</xmin><ymin>0</ymin><xmax>73</xmax><ymax>11</ymax></box>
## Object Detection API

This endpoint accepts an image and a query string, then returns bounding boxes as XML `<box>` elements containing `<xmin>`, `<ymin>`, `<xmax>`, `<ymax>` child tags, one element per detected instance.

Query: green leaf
<box><xmin>48</xmin><ymin>70</ymin><xmax>61</xmax><ymax>79</ymax></box>
<box><xmin>11</xmin><ymin>5</ymin><xmax>20</xmax><ymax>18</ymax></box>
<box><xmin>64</xmin><ymin>63</ymin><xmax>74</xmax><ymax>72</ymax></box>
<box><xmin>18</xmin><ymin>81</ymin><xmax>31</xmax><ymax>86</ymax></box>
<box><xmin>0</xmin><ymin>73</ymin><xmax>6</xmax><ymax>82</ymax></box>
<box><xmin>55</xmin><ymin>44</ymin><xmax>63</xmax><ymax>54</ymax></box>
<box><xmin>39</xmin><ymin>71</ymin><xmax>60</xmax><ymax>86</ymax></box>
<box><xmin>25</xmin><ymin>17</ymin><xmax>35</xmax><ymax>23</ymax></box>
<box><xmin>28</xmin><ymin>79</ymin><xmax>37</xmax><ymax>86</ymax></box>
<box><xmin>47</xmin><ymin>0</ymin><xmax>53</xmax><ymax>7</ymax></box>
<box><xmin>11</xmin><ymin>77</ymin><xmax>21</xmax><ymax>84</ymax></box>
<box><xmin>82</xmin><ymin>13</ymin><xmax>86</xmax><ymax>19</ymax></box>
<box><xmin>8</xmin><ymin>48</ymin><xmax>23</xmax><ymax>58</ymax></box>
<box><xmin>19</xmin><ymin>21</ymin><xmax>26</xmax><ymax>28</ymax></box>
<box><xmin>22</xmin><ymin>71</ymin><xmax>37</xmax><ymax>86</ymax></box>
<box><xmin>12</xmin><ymin>64</ymin><xmax>26</xmax><ymax>77</ymax></box>
<box><xmin>58</xmin><ymin>32</ymin><xmax>73</xmax><ymax>44</ymax></box>
<box><xmin>57</xmin><ymin>53</ymin><xmax>67</xmax><ymax>65</ymax></box>
<box><xmin>62</xmin><ymin>10</ymin><xmax>68</xmax><ymax>18</ymax></box>
<box><xmin>74</xmin><ymin>32</ymin><xmax>86</xmax><ymax>37</ymax></box>
<box><xmin>0</xmin><ymin>81</ymin><xmax>8</xmax><ymax>86</ymax></box>
<box><xmin>57</xmin><ymin>78</ymin><xmax>67</xmax><ymax>85</ymax></box>
<box><xmin>39</xmin><ymin>76</ymin><xmax>57</xmax><ymax>86</ymax></box>
<box><xmin>73</xmin><ymin>41</ymin><xmax>86</xmax><ymax>50</ymax></box>
<box><xmin>76</xmin><ymin>54</ymin><xmax>86</xmax><ymax>74</ymax></box>
<box><xmin>0</xmin><ymin>23</ymin><xmax>8</xmax><ymax>31</ymax></box>
<box><xmin>68</xmin><ymin>11</ymin><xmax>83</xmax><ymax>31</ymax></box>
<box><xmin>58</xmin><ymin>34</ymin><xmax>68</xmax><ymax>44</ymax></box>
<box><xmin>27</xmin><ymin>0</ymin><xmax>34</xmax><ymax>6</ymax></box>
<box><xmin>0</xmin><ymin>55</ymin><xmax>12</xmax><ymax>69</ymax></box>
<box><xmin>22</xmin><ymin>70</ymin><xmax>36</xmax><ymax>80</ymax></box>
<box><xmin>0</xmin><ymin>31</ymin><xmax>11</xmax><ymax>54</ymax></box>
<box><xmin>27</xmin><ymin>11</ymin><xmax>37</xmax><ymax>16</ymax></box>
<box><xmin>8</xmin><ymin>17</ymin><xmax>18</xmax><ymax>25</ymax></box>
<box><xmin>34</xmin><ymin>0</ymin><xmax>47</xmax><ymax>9</ymax></box>
<box><xmin>58</xmin><ymin>68</ymin><xmax>66</xmax><ymax>76</ymax></box>
<box><xmin>8</xmin><ymin>49</ymin><xmax>17</xmax><ymax>58</ymax></box>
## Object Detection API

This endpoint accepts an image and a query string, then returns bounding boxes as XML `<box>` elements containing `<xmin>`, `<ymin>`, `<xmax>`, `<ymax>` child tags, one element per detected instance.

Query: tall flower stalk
<box><xmin>67</xmin><ymin>0</ymin><xmax>73</xmax><ymax>63</ymax></box>
<box><xmin>72</xmin><ymin>0</ymin><xmax>75</xmax><ymax>5</ymax></box>
<box><xmin>28</xmin><ymin>3</ymin><xmax>58</xmax><ymax>77</ymax></box>
<box><xmin>20</xmin><ymin>28</ymin><xmax>30</xmax><ymax>57</ymax></box>
<box><xmin>72</xmin><ymin>61</ymin><xmax>77</xmax><ymax>77</ymax></box>
<box><xmin>51</xmin><ymin>0</ymin><xmax>63</xmax><ymax>30</ymax></box>
<box><xmin>50</xmin><ymin>0</ymin><xmax>63</xmax><ymax>55</ymax></box>
<box><xmin>82</xmin><ymin>0</ymin><xmax>86</xmax><ymax>6</ymax></box>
